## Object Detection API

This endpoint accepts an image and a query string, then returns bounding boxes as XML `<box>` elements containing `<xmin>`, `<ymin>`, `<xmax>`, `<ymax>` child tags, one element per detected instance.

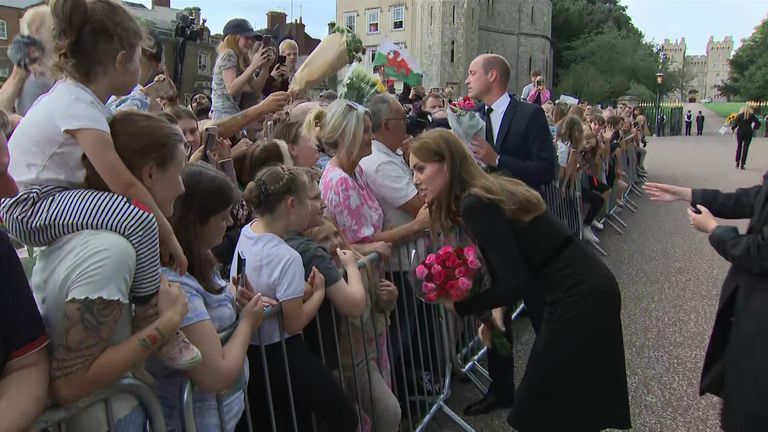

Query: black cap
<box><xmin>223</xmin><ymin>18</ymin><xmax>259</xmax><ymax>38</ymax></box>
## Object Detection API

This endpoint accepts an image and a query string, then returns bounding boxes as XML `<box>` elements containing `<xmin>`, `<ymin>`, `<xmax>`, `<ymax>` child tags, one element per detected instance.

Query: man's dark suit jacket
<box><xmin>477</xmin><ymin>94</ymin><xmax>556</xmax><ymax>188</ymax></box>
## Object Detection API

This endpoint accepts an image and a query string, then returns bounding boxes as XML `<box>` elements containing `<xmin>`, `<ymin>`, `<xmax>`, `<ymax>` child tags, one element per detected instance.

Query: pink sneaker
<box><xmin>157</xmin><ymin>330</ymin><xmax>201</xmax><ymax>370</ymax></box>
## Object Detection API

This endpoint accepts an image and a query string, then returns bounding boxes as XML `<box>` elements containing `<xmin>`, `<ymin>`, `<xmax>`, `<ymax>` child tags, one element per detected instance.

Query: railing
<box><xmin>31</xmin><ymin>145</ymin><xmax>647</xmax><ymax>432</ymax></box>
<box><xmin>35</xmin><ymin>378</ymin><xmax>166</xmax><ymax>431</ymax></box>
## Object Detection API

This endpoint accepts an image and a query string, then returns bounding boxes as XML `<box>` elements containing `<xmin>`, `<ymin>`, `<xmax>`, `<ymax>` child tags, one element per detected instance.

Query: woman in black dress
<box><xmin>408</xmin><ymin>129</ymin><xmax>631</xmax><ymax>431</ymax></box>
<box><xmin>732</xmin><ymin>106</ymin><xmax>761</xmax><ymax>170</ymax></box>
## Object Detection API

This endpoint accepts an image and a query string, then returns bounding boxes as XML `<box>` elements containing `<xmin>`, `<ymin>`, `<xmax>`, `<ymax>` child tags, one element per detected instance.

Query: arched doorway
<box><xmin>687</xmin><ymin>89</ymin><xmax>699</xmax><ymax>103</ymax></box>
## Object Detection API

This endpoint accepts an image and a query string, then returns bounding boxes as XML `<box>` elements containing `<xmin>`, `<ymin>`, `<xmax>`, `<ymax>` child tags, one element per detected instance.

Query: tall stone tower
<box><xmin>661</xmin><ymin>38</ymin><xmax>686</xmax><ymax>69</ymax></box>
<box><xmin>705</xmin><ymin>36</ymin><xmax>733</xmax><ymax>100</ymax></box>
<box><xmin>413</xmin><ymin>0</ymin><xmax>552</xmax><ymax>95</ymax></box>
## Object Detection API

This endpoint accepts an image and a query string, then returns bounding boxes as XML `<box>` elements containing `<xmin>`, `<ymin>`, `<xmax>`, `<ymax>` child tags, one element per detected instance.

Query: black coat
<box><xmin>455</xmin><ymin>194</ymin><xmax>631</xmax><ymax>431</ymax></box>
<box><xmin>476</xmin><ymin>95</ymin><xmax>556</xmax><ymax>188</ymax></box>
<box><xmin>731</xmin><ymin>113</ymin><xmax>761</xmax><ymax>138</ymax></box>
<box><xmin>693</xmin><ymin>177</ymin><xmax>768</xmax><ymax>431</ymax></box>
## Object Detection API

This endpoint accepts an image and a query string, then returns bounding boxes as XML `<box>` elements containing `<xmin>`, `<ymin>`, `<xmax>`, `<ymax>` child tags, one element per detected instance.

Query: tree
<box><xmin>726</xmin><ymin>17</ymin><xmax>768</xmax><ymax>100</ymax></box>
<box><xmin>551</xmin><ymin>0</ymin><xmax>644</xmax><ymax>86</ymax></box>
<box><xmin>555</xmin><ymin>26</ymin><xmax>659</xmax><ymax>103</ymax></box>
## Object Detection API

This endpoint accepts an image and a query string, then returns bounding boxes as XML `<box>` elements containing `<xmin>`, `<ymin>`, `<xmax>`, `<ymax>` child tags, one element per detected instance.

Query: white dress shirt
<box><xmin>488</xmin><ymin>92</ymin><xmax>511</xmax><ymax>148</ymax></box>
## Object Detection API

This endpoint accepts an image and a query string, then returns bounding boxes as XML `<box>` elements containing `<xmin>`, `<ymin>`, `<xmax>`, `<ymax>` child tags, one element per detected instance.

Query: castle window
<box><xmin>451</xmin><ymin>40</ymin><xmax>455</xmax><ymax>63</ymax></box>
<box><xmin>528</xmin><ymin>56</ymin><xmax>532</xmax><ymax>75</ymax></box>
<box><xmin>430</xmin><ymin>6</ymin><xmax>433</xmax><ymax>26</ymax></box>
<box><xmin>392</xmin><ymin>5</ymin><xmax>405</xmax><ymax>30</ymax></box>
<box><xmin>197</xmin><ymin>52</ymin><xmax>210</xmax><ymax>75</ymax></box>
<box><xmin>343</xmin><ymin>11</ymin><xmax>356</xmax><ymax>33</ymax></box>
<box><xmin>367</xmin><ymin>8</ymin><xmax>380</xmax><ymax>34</ymax></box>
<box><xmin>452</xmin><ymin>5</ymin><xmax>456</xmax><ymax>25</ymax></box>
<box><xmin>531</xmin><ymin>5</ymin><xmax>535</xmax><ymax>23</ymax></box>
<box><xmin>0</xmin><ymin>20</ymin><xmax>6</xmax><ymax>40</ymax></box>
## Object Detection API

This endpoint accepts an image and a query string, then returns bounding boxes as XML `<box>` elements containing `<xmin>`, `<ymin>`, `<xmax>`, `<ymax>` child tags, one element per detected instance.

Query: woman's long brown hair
<box><xmin>410</xmin><ymin>129</ymin><xmax>546</xmax><ymax>233</ymax></box>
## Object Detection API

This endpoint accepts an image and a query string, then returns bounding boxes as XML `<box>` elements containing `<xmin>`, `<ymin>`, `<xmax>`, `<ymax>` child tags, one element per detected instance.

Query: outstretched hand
<box><xmin>643</xmin><ymin>182</ymin><xmax>692</xmax><ymax>203</ymax></box>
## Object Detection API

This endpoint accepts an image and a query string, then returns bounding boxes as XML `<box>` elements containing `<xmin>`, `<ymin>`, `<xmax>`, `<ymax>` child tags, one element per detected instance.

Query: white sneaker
<box><xmin>591</xmin><ymin>220</ymin><xmax>604</xmax><ymax>231</ymax></box>
<box><xmin>583</xmin><ymin>227</ymin><xmax>600</xmax><ymax>244</ymax></box>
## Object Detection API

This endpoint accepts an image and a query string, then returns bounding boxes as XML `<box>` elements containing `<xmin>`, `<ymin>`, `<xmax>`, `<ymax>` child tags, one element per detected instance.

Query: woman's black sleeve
<box><xmin>454</xmin><ymin>195</ymin><xmax>531</xmax><ymax>316</ymax></box>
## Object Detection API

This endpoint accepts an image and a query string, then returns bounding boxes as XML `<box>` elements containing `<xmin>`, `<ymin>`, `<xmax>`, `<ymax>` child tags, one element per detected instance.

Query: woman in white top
<box><xmin>232</xmin><ymin>165</ymin><xmax>358</xmax><ymax>431</ymax></box>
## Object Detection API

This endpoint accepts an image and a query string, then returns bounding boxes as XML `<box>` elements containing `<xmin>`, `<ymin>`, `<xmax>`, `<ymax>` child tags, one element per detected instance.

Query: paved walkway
<box><xmin>431</xmin><ymin>114</ymin><xmax>768</xmax><ymax>431</ymax></box>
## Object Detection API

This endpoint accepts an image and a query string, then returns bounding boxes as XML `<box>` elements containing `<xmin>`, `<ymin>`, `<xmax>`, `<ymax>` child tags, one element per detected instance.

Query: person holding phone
<box><xmin>211</xmin><ymin>18</ymin><xmax>275</xmax><ymax>121</ymax></box>
<box><xmin>526</xmin><ymin>76</ymin><xmax>551</xmax><ymax>106</ymax></box>
<box><xmin>262</xmin><ymin>39</ymin><xmax>296</xmax><ymax>97</ymax></box>
<box><xmin>149</xmin><ymin>163</ymin><xmax>264</xmax><ymax>432</ymax></box>
<box><xmin>644</xmin><ymin>177</ymin><xmax>768</xmax><ymax>431</ymax></box>
<box><xmin>107</xmin><ymin>25</ymin><xmax>174</xmax><ymax>113</ymax></box>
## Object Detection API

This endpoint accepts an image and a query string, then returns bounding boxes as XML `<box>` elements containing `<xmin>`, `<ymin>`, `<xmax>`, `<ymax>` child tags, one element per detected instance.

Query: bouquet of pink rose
<box><xmin>414</xmin><ymin>245</ymin><xmax>512</xmax><ymax>355</ymax></box>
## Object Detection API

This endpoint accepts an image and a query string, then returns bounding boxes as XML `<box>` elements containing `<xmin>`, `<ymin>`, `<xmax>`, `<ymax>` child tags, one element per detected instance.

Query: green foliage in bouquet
<box><xmin>339</xmin><ymin>64</ymin><xmax>384</xmax><ymax>105</ymax></box>
<box><xmin>330</xmin><ymin>24</ymin><xmax>365</xmax><ymax>63</ymax></box>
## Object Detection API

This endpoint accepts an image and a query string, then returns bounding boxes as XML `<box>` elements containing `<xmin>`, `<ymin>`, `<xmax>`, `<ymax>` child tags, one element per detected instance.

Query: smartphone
<box><xmin>262</xmin><ymin>35</ymin><xmax>271</xmax><ymax>47</ymax></box>
<box><xmin>144</xmin><ymin>78</ymin><xmax>173</xmax><ymax>98</ymax></box>
<box><xmin>237</xmin><ymin>254</ymin><xmax>247</xmax><ymax>288</ymax></box>
<box><xmin>204</xmin><ymin>126</ymin><xmax>218</xmax><ymax>155</ymax></box>
<box><xmin>277</xmin><ymin>55</ymin><xmax>286</xmax><ymax>65</ymax></box>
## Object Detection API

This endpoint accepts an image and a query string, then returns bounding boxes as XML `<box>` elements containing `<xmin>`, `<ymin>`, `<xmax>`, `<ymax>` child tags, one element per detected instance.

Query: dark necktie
<box><xmin>485</xmin><ymin>107</ymin><xmax>495</xmax><ymax>147</ymax></box>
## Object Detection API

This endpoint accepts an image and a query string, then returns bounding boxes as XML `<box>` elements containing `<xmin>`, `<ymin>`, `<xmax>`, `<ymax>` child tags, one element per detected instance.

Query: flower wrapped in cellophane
<box><xmin>445</xmin><ymin>103</ymin><xmax>486</xmax><ymax>167</ymax></box>
<box><xmin>413</xmin><ymin>244</ymin><xmax>511</xmax><ymax>355</ymax></box>
<box><xmin>338</xmin><ymin>64</ymin><xmax>385</xmax><ymax>105</ymax></box>
<box><xmin>288</xmin><ymin>25</ymin><xmax>364</xmax><ymax>96</ymax></box>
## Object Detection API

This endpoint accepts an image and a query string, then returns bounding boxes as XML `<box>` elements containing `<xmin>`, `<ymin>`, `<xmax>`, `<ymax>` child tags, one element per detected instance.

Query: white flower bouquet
<box><xmin>445</xmin><ymin>105</ymin><xmax>487</xmax><ymax>167</ymax></box>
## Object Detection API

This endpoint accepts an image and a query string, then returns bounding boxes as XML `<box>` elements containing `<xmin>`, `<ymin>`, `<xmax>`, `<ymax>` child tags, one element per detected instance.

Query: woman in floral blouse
<box><xmin>317</xmin><ymin>99</ymin><xmax>430</xmax><ymax>258</ymax></box>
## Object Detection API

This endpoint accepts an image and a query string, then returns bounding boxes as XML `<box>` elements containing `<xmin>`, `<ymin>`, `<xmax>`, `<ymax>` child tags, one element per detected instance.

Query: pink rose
<box><xmin>415</xmin><ymin>265</ymin><xmax>429</xmax><ymax>280</ymax></box>
<box><xmin>455</xmin><ymin>267</ymin><xmax>468</xmax><ymax>278</ymax></box>
<box><xmin>467</xmin><ymin>257</ymin><xmax>481</xmax><ymax>270</ymax></box>
<box><xmin>439</xmin><ymin>246</ymin><xmax>454</xmax><ymax>255</ymax></box>
<box><xmin>458</xmin><ymin>277</ymin><xmax>473</xmax><ymax>291</ymax></box>
<box><xmin>424</xmin><ymin>254</ymin><xmax>437</xmax><ymax>266</ymax></box>
<box><xmin>425</xmin><ymin>291</ymin><xmax>438</xmax><ymax>302</ymax></box>
<box><xmin>464</xmin><ymin>246</ymin><xmax>477</xmax><ymax>259</ymax></box>
<box><xmin>423</xmin><ymin>282</ymin><xmax>437</xmax><ymax>294</ymax></box>
<box><xmin>445</xmin><ymin>255</ymin><xmax>461</xmax><ymax>269</ymax></box>
<box><xmin>431</xmin><ymin>265</ymin><xmax>445</xmax><ymax>283</ymax></box>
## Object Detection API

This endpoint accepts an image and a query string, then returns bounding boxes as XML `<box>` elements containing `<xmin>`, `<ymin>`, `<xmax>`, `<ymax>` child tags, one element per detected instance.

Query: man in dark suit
<box><xmin>696</xmin><ymin>111</ymin><xmax>705</xmax><ymax>136</ymax></box>
<box><xmin>461</xmin><ymin>53</ymin><xmax>556</xmax><ymax>416</ymax></box>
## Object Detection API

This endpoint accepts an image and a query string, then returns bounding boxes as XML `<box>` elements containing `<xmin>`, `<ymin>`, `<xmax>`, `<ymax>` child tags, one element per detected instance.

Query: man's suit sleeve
<box><xmin>497</xmin><ymin>106</ymin><xmax>556</xmax><ymax>187</ymax></box>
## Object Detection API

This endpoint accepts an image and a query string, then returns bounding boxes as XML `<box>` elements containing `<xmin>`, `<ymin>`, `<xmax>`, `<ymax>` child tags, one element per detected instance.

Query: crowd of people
<box><xmin>0</xmin><ymin>1</ymin><xmax>665</xmax><ymax>431</ymax></box>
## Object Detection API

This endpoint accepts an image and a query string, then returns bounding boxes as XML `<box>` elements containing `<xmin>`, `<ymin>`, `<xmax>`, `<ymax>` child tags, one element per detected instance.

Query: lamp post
<box><xmin>655</xmin><ymin>70</ymin><xmax>665</xmax><ymax>137</ymax></box>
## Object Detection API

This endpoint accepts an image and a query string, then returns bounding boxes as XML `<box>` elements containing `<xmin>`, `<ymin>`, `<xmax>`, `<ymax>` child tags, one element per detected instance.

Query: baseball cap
<box><xmin>222</xmin><ymin>18</ymin><xmax>259</xmax><ymax>39</ymax></box>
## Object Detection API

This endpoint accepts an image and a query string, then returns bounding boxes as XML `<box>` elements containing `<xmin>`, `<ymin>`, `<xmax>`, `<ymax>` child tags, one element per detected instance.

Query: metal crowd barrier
<box><xmin>35</xmin><ymin>378</ymin><xmax>166</xmax><ymax>431</ymax></box>
<box><xmin>167</xmin><ymin>147</ymin><xmax>648</xmax><ymax>432</ymax></box>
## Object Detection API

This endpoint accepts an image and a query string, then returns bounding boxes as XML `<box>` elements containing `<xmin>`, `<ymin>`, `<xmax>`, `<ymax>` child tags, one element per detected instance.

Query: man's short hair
<box><xmin>480</xmin><ymin>54</ymin><xmax>511</xmax><ymax>87</ymax></box>
<box><xmin>279</xmin><ymin>39</ymin><xmax>299</xmax><ymax>54</ymax></box>
<box><xmin>531</xmin><ymin>70</ymin><xmax>542</xmax><ymax>78</ymax></box>
<box><xmin>367</xmin><ymin>93</ymin><xmax>396</xmax><ymax>133</ymax></box>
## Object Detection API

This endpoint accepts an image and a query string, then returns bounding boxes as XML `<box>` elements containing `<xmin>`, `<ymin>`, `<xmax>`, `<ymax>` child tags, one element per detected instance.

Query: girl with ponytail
<box><xmin>1</xmin><ymin>0</ymin><xmax>200</xmax><ymax>372</ymax></box>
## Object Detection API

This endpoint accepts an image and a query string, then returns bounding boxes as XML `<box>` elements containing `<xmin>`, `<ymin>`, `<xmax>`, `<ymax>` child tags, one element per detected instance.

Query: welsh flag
<box><xmin>373</xmin><ymin>40</ymin><xmax>423</xmax><ymax>87</ymax></box>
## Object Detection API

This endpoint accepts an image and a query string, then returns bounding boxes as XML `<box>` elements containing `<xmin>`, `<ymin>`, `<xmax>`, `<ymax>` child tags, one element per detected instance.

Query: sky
<box><xmin>621</xmin><ymin>0</ymin><xmax>767</xmax><ymax>54</ymax></box>
<box><xmin>135</xmin><ymin>0</ymin><xmax>768</xmax><ymax>56</ymax></box>
<box><xmin>135</xmin><ymin>0</ymin><xmax>336</xmax><ymax>40</ymax></box>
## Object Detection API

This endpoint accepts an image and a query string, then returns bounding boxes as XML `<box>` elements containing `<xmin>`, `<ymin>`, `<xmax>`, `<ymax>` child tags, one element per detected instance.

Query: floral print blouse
<box><xmin>320</xmin><ymin>163</ymin><xmax>383</xmax><ymax>243</ymax></box>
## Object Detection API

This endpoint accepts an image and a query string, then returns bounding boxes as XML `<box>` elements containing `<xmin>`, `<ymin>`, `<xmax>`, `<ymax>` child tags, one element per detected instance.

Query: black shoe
<box><xmin>741</xmin><ymin>165</ymin><xmax>746</xmax><ymax>170</ymax></box>
<box><xmin>463</xmin><ymin>392</ymin><xmax>513</xmax><ymax>417</ymax></box>
<box><xmin>737</xmin><ymin>163</ymin><xmax>740</xmax><ymax>168</ymax></box>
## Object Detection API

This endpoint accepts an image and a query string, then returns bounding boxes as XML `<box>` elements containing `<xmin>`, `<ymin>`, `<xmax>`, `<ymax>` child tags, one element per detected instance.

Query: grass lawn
<box><xmin>703</xmin><ymin>102</ymin><xmax>745</xmax><ymax>118</ymax></box>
